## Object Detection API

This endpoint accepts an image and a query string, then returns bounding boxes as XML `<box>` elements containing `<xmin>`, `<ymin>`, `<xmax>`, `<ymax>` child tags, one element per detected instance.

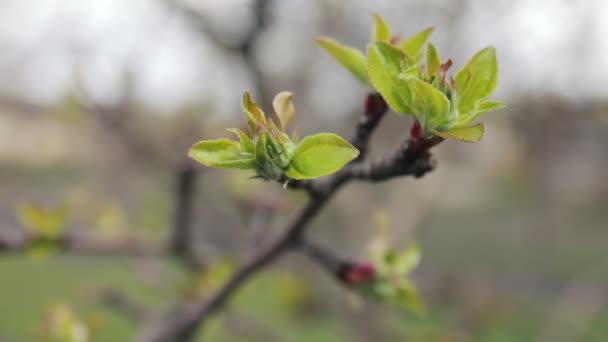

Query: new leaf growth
<box><xmin>318</xmin><ymin>13</ymin><xmax>504</xmax><ymax>143</ymax></box>
<box><xmin>189</xmin><ymin>92</ymin><xmax>359</xmax><ymax>180</ymax></box>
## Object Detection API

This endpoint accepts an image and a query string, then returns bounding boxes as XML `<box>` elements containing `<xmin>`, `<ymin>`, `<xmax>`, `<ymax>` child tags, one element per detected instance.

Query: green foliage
<box><xmin>399</xmin><ymin>27</ymin><xmax>434</xmax><ymax>61</ymax></box>
<box><xmin>17</xmin><ymin>201</ymin><xmax>69</xmax><ymax>258</ymax></box>
<box><xmin>371</xmin><ymin>13</ymin><xmax>391</xmax><ymax>42</ymax></box>
<box><xmin>189</xmin><ymin>140</ymin><xmax>255</xmax><ymax>169</ymax></box>
<box><xmin>315</xmin><ymin>37</ymin><xmax>368</xmax><ymax>84</ymax></box>
<box><xmin>284</xmin><ymin>133</ymin><xmax>359</xmax><ymax>180</ymax></box>
<box><xmin>314</xmin><ymin>13</ymin><xmax>504</xmax><ymax>142</ymax></box>
<box><xmin>432</xmin><ymin>122</ymin><xmax>485</xmax><ymax>143</ymax></box>
<box><xmin>425</xmin><ymin>43</ymin><xmax>441</xmax><ymax>79</ymax></box>
<box><xmin>453</xmin><ymin>47</ymin><xmax>499</xmax><ymax>116</ymax></box>
<box><xmin>190</xmin><ymin>92</ymin><xmax>358</xmax><ymax>181</ymax></box>
<box><xmin>316</xmin><ymin>13</ymin><xmax>503</xmax><ymax>142</ymax></box>
<box><xmin>317</xmin><ymin>14</ymin><xmax>434</xmax><ymax>87</ymax></box>
<box><xmin>367</xmin><ymin>42</ymin><xmax>413</xmax><ymax>114</ymax></box>
<box><xmin>272</xmin><ymin>91</ymin><xmax>296</xmax><ymax>131</ymax></box>
<box><xmin>401</xmin><ymin>76</ymin><xmax>449</xmax><ymax>129</ymax></box>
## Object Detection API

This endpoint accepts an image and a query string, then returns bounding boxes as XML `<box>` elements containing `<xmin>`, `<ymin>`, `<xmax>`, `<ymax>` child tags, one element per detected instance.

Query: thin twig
<box><xmin>297</xmin><ymin>238</ymin><xmax>346</xmax><ymax>276</ymax></box>
<box><xmin>138</xmin><ymin>133</ymin><xmax>435</xmax><ymax>341</ymax></box>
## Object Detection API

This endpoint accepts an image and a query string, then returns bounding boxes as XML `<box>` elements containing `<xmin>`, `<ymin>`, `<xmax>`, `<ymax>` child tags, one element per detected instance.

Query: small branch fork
<box><xmin>138</xmin><ymin>93</ymin><xmax>438</xmax><ymax>341</ymax></box>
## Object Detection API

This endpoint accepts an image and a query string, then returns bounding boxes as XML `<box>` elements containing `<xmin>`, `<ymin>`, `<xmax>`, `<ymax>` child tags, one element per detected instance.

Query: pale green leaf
<box><xmin>316</xmin><ymin>36</ymin><xmax>368</xmax><ymax>83</ymax></box>
<box><xmin>285</xmin><ymin>133</ymin><xmax>359</xmax><ymax>179</ymax></box>
<box><xmin>399</xmin><ymin>27</ymin><xmax>434</xmax><ymax>60</ymax></box>
<box><xmin>401</xmin><ymin>76</ymin><xmax>449</xmax><ymax>129</ymax></box>
<box><xmin>266</xmin><ymin>119</ymin><xmax>290</xmax><ymax>144</ymax></box>
<box><xmin>394</xmin><ymin>243</ymin><xmax>421</xmax><ymax>275</ymax></box>
<box><xmin>432</xmin><ymin>122</ymin><xmax>485</xmax><ymax>142</ymax></box>
<box><xmin>477</xmin><ymin>100</ymin><xmax>505</xmax><ymax>113</ymax></box>
<box><xmin>272</xmin><ymin>91</ymin><xmax>296</xmax><ymax>131</ymax></box>
<box><xmin>426</xmin><ymin>43</ymin><xmax>441</xmax><ymax>79</ymax></box>
<box><xmin>395</xmin><ymin>280</ymin><xmax>426</xmax><ymax>316</ymax></box>
<box><xmin>399</xmin><ymin>65</ymin><xmax>422</xmax><ymax>79</ymax></box>
<box><xmin>189</xmin><ymin>139</ymin><xmax>255</xmax><ymax>169</ymax></box>
<box><xmin>456</xmin><ymin>100</ymin><xmax>505</xmax><ymax>127</ymax></box>
<box><xmin>226</xmin><ymin>128</ymin><xmax>254</xmax><ymax>153</ymax></box>
<box><xmin>242</xmin><ymin>92</ymin><xmax>267</xmax><ymax>135</ymax></box>
<box><xmin>367</xmin><ymin>42</ymin><xmax>412</xmax><ymax>115</ymax></box>
<box><xmin>454</xmin><ymin>47</ymin><xmax>498</xmax><ymax>115</ymax></box>
<box><xmin>372</xmin><ymin>13</ymin><xmax>391</xmax><ymax>42</ymax></box>
<box><xmin>254</xmin><ymin>133</ymin><xmax>271</xmax><ymax>167</ymax></box>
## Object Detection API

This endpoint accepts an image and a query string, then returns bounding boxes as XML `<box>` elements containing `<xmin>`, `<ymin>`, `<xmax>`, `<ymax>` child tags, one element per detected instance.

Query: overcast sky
<box><xmin>0</xmin><ymin>0</ymin><xmax>605</xmax><ymax>116</ymax></box>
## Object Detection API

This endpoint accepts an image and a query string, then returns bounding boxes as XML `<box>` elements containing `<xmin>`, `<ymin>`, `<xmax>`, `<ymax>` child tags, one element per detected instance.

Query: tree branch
<box><xmin>351</xmin><ymin>93</ymin><xmax>389</xmax><ymax>162</ymax></box>
<box><xmin>138</xmin><ymin>128</ymin><xmax>436</xmax><ymax>342</ymax></box>
<box><xmin>297</xmin><ymin>237</ymin><xmax>346</xmax><ymax>276</ymax></box>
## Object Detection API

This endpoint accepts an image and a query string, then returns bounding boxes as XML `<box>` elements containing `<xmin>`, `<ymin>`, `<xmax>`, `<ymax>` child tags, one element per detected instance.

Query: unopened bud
<box><xmin>339</xmin><ymin>262</ymin><xmax>376</xmax><ymax>286</ymax></box>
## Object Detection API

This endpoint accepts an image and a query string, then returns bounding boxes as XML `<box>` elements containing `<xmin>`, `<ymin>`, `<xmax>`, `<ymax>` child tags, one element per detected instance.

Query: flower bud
<box><xmin>338</xmin><ymin>262</ymin><xmax>376</xmax><ymax>286</ymax></box>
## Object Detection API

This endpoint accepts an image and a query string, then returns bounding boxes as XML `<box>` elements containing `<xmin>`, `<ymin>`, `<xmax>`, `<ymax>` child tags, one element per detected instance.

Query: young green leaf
<box><xmin>372</xmin><ymin>13</ymin><xmax>391</xmax><ymax>42</ymax></box>
<box><xmin>399</xmin><ymin>27</ymin><xmax>434</xmax><ymax>60</ymax></box>
<box><xmin>316</xmin><ymin>36</ymin><xmax>368</xmax><ymax>83</ymax></box>
<box><xmin>432</xmin><ymin>122</ymin><xmax>485</xmax><ymax>142</ymax></box>
<box><xmin>254</xmin><ymin>133</ymin><xmax>272</xmax><ymax>168</ymax></box>
<box><xmin>394</xmin><ymin>244</ymin><xmax>421</xmax><ymax>275</ymax></box>
<box><xmin>476</xmin><ymin>100</ymin><xmax>505</xmax><ymax>113</ymax></box>
<box><xmin>401</xmin><ymin>76</ymin><xmax>449</xmax><ymax>129</ymax></box>
<box><xmin>284</xmin><ymin>133</ymin><xmax>359</xmax><ymax>179</ymax></box>
<box><xmin>454</xmin><ymin>47</ymin><xmax>498</xmax><ymax>115</ymax></box>
<box><xmin>425</xmin><ymin>43</ymin><xmax>441</xmax><ymax>79</ymax></box>
<box><xmin>272</xmin><ymin>91</ymin><xmax>296</xmax><ymax>131</ymax></box>
<box><xmin>456</xmin><ymin>100</ymin><xmax>505</xmax><ymax>127</ymax></box>
<box><xmin>400</xmin><ymin>65</ymin><xmax>422</xmax><ymax>79</ymax></box>
<box><xmin>394</xmin><ymin>280</ymin><xmax>426</xmax><ymax>316</ymax></box>
<box><xmin>242</xmin><ymin>92</ymin><xmax>267</xmax><ymax>135</ymax></box>
<box><xmin>226</xmin><ymin>128</ymin><xmax>254</xmax><ymax>153</ymax></box>
<box><xmin>367</xmin><ymin>42</ymin><xmax>412</xmax><ymax>115</ymax></box>
<box><xmin>189</xmin><ymin>139</ymin><xmax>255</xmax><ymax>169</ymax></box>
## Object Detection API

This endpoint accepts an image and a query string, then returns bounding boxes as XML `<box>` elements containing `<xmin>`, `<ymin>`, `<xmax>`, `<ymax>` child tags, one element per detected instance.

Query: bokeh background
<box><xmin>1</xmin><ymin>0</ymin><xmax>607</xmax><ymax>341</ymax></box>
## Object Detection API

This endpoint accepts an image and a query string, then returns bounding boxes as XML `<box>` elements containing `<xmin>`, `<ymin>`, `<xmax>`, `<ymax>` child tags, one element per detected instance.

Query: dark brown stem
<box><xmin>138</xmin><ymin>136</ymin><xmax>435</xmax><ymax>341</ymax></box>
<box><xmin>351</xmin><ymin>93</ymin><xmax>389</xmax><ymax>162</ymax></box>
<box><xmin>297</xmin><ymin>238</ymin><xmax>346</xmax><ymax>276</ymax></box>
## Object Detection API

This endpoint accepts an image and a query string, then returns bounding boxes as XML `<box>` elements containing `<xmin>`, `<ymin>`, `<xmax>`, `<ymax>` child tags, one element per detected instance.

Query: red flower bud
<box><xmin>340</xmin><ymin>263</ymin><xmax>376</xmax><ymax>286</ymax></box>
<box><xmin>410</xmin><ymin>121</ymin><xmax>422</xmax><ymax>139</ymax></box>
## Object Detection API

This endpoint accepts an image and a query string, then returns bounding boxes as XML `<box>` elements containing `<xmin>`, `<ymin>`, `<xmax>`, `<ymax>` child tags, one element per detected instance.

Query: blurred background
<box><xmin>1</xmin><ymin>0</ymin><xmax>607</xmax><ymax>341</ymax></box>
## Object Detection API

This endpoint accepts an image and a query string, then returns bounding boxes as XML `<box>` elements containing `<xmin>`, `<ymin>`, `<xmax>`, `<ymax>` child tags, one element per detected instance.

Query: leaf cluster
<box><xmin>189</xmin><ymin>92</ymin><xmax>359</xmax><ymax>181</ymax></box>
<box><xmin>317</xmin><ymin>14</ymin><xmax>504</xmax><ymax>142</ymax></box>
